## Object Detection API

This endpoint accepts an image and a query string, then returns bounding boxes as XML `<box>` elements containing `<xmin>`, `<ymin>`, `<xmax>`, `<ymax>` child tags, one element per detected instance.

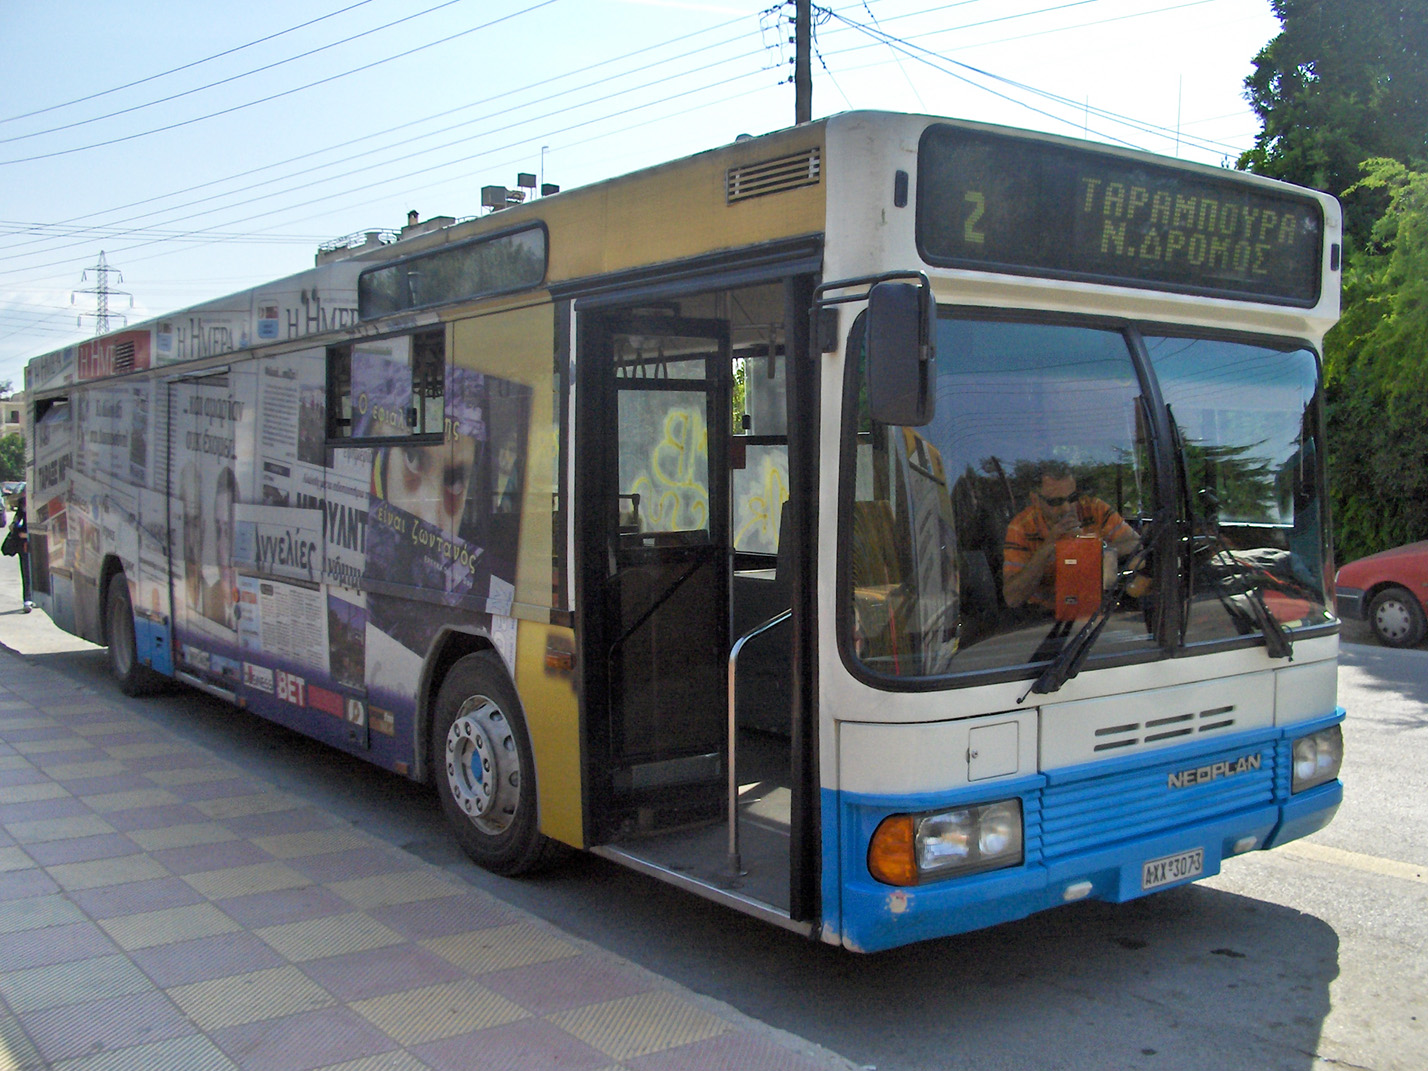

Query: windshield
<box><xmin>843</xmin><ymin>313</ymin><xmax>1158</xmax><ymax>679</ymax></box>
<box><xmin>1146</xmin><ymin>335</ymin><xmax>1332</xmax><ymax>643</ymax></box>
<box><xmin>840</xmin><ymin>311</ymin><xmax>1331</xmax><ymax>684</ymax></box>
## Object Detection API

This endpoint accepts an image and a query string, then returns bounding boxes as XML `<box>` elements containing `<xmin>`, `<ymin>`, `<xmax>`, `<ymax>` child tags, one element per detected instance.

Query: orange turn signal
<box><xmin>868</xmin><ymin>813</ymin><xmax>917</xmax><ymax>886</ymax></box>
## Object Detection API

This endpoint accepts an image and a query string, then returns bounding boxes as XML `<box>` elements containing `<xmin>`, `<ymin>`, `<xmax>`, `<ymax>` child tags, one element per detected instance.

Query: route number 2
<box><xmin>964</xmin><ymin>191</ymin><xmax>986</xmax><ymax>245</ymax></box>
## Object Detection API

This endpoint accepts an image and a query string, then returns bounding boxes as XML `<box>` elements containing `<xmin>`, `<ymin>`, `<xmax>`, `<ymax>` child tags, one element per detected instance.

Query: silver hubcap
<box><xmin>1374</xmin><ymin>598</ymin><xmax>1413</xmax><ymax>642</ymax></box>
<box><xmin>444</xmin><ymin>696</ymin><xmax>520</xmax><ymax>834</ymax></box>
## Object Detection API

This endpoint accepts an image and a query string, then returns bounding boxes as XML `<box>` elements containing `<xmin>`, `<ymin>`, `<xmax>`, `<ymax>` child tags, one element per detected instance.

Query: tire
<box><xmin>432</xmin><ymin>651</ymin><xmax>565</xmax><ymax>875</ymax></box>
<box><xmin>1367</xmin><ymin>586</ymin><xmax>1427</xmax><ymax>648</ymax></box>
<box><xmin>106</xmin><ymin>573</ymin><xmax>162</xmax><ymax>696</ymax></box>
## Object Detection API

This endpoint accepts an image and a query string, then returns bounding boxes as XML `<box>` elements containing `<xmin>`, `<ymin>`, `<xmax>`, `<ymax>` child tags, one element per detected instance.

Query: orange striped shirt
<box><xmin>1003</xmin><ymin>498</ymin><xmax>1132</xmax><ymax>606</ymax></box>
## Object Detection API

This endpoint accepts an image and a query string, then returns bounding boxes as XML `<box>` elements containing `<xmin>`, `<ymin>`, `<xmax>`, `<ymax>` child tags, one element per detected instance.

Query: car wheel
<box><xmin>432</xmin><ymin>651</ymin><xmax>566</xmax><ymax>875</ymax></box>
<box><xmin>106</xmin><ymin>573</ymin><xmax>163</xmax><ymax>696</ymax></box>
<box><xmin>1367</xmin><ymin>585</ymin><xmax>1427</xmax><ymax>648</ymax></box>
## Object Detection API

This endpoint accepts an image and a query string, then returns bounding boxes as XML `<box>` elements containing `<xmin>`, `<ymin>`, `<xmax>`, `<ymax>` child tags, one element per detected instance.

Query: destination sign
<box><xmin>916</xmin><ymin>124</ymin><xmax>1325</xmax><ymax>305</ymax></box>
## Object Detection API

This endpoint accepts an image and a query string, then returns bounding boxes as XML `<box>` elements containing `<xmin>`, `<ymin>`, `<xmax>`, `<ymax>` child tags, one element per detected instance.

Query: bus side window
<box><xmin>327</xmin><ymin>328</ymin><xmax>445</xmax><ymax>440</ymax></box>
<box><xmin>328</xmin><ymin>345</ymin><xmax>353</xmax><ymax>435</ymax></box>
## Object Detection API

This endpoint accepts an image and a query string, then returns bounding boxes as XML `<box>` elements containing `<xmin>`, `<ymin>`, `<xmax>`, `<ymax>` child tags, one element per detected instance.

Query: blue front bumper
<box><xmin>829</xmin><ymin>711</ymin><xmax>1344</xmax><ymax>953</ymax></box>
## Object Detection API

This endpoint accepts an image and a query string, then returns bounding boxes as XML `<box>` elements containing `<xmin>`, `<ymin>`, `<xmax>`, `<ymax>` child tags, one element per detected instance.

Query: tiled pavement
<box><xmin>0</xmin><ymin>649</ymin><xmax>853</xmax><ymax>1070</ymax></box>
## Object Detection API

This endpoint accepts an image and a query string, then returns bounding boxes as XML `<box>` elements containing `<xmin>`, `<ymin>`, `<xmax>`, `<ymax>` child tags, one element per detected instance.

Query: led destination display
<box><xmin>916</xmin><ymin>124</ymin><xmax>1325</xmax><ymax>305</ymax></box>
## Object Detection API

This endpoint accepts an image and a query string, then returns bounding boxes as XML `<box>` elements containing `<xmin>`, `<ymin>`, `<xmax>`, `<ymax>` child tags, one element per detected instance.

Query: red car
<box><xmin>1335</xmin><ymin>541</ymin><xmax>1428</xmax><ymax>648</ymax></box>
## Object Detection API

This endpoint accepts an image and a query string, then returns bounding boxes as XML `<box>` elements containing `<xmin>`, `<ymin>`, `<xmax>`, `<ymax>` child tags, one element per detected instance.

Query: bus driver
<box><xmin>1002</xmin><ymin>462</ymin><xmax>1139</xmax><ymax>610</ymax></box>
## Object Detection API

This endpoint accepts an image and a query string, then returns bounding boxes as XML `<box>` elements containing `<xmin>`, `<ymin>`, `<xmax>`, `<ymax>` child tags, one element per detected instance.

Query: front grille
<box><xmin>1032</xmin><ymin>739</ymin><xmax>1279</xmax><ymax>862</ymax></box>
<box><xmin>1091</xmin><ymin>703</ymin><xmax>1240</xmax><ymax>753</ymax></box>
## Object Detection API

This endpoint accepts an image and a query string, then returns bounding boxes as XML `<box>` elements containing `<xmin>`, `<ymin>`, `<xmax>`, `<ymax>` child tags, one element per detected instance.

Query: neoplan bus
<box><xmin>24</xmin><ymin>111</ymin><xmax>1344</xmax><ymax>952</ymax></box>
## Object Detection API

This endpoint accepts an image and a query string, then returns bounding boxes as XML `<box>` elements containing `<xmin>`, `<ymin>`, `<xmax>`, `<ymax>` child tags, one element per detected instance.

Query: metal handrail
<box><xmin>727</xmin><ymin>608</ymin><xmax>792</xmax><ymax>874</ymax></box>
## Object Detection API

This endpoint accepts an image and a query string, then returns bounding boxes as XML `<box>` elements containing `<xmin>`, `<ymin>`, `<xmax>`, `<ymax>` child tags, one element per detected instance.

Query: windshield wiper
<box><xmin>1019</xmin><ymin>512</ymin><xmax>1166</xmax><ymax>701</ymax></box>
<box><xmin>1197</xmin><ymin>537</ymin><xmax>1294</xmax><ymax>660</ymax></box>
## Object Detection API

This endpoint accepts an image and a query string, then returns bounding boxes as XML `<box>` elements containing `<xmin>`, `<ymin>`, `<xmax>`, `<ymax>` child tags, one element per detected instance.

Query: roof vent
<box><xmin>727</xmin><ymin>147</ymin><xmax>821</xmax><ymax>204</ymax></box>
<box><xmin>112</xmin><ymin>339</ymin><xmax>135</xmax><ymax>374</ymax></box>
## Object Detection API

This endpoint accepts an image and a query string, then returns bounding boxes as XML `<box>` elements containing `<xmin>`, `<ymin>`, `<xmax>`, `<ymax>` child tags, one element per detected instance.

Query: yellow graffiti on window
<box><xmin>734</xmin><ymin>454</ymin><xmax>790</xmax><ymax>552</ymax></box>
<box><xmin>627</xmin><ymin>407</ymin><xmax>709</xmax><ymax>531</ymax></box>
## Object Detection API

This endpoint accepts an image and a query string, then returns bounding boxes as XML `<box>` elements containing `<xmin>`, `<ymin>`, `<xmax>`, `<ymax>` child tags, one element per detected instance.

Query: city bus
<box><xmin>23</xmin><ymin>111</ymin><xmax>1344</xmax><ymax>952</ymax></box>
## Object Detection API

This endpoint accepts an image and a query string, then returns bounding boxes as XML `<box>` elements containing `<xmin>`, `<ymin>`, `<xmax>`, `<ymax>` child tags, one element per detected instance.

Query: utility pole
<box><xmin>794</xmin><ymin>0</ymin><xmax>811</xmax><ymax>124</ymax></box>
<box><xmin>72</xmin><ymin>250</ymin><xmax>132</xmax><ymax>335</ymax></box>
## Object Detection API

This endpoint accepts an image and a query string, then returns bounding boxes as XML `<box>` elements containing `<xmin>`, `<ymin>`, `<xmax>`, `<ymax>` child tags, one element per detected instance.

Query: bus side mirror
<box><xmin>866</xmin><ymin>280</ymin><xmax>935</xmax><ymax>427</ymax></box>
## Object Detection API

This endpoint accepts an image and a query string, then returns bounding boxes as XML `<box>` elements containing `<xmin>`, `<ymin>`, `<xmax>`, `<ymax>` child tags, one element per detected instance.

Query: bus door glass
<box><xmin>593</xmin><ymin>314</ymin><xmax>732</xmax><ymax>821</ymax></box>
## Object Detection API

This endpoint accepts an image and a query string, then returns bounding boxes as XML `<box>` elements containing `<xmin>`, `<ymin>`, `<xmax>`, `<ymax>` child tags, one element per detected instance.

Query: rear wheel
<box><xmin>1368</xmin><ymin>586</ymin><xmax>1427</xmax><ymax>648</ymax></box>
<box><xmin>106</xmin><ymin>573</ymin><xmax>162</xmax><ymax>696</ymax></box>
<box><xmin>432</xmin><ymin>651</ymin><xmax>565</xmax><ymax>875</ymax></box>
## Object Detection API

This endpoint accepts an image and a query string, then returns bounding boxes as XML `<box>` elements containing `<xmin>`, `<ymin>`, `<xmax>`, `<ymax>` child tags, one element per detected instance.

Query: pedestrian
<box><xmin>3</xmin><ymin>493</ymin><xmax>31</xmax><ymax>612</ymax></box>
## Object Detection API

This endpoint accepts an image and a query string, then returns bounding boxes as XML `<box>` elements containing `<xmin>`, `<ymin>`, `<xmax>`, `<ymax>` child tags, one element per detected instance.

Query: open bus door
<box><xmin>578</xmin><ymin>313</ymin><xmax>733</xmax><ymax>834</ymax></box>
<box><xmin>576</xmin><ymin>280</ymin><xmax>818</xmax><ymax>929</ymax></box>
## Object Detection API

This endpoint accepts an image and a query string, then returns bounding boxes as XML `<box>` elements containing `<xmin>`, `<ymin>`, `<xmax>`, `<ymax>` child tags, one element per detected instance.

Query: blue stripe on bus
<box><xmin>134</xmin><ymin>617</ymin><xmax>173</xmax><ymax>676</ymax></box>
<box><xmin>826</xmin><ymin>709</ymin><xmax>1345</xmax><ymax>953</ymax></box>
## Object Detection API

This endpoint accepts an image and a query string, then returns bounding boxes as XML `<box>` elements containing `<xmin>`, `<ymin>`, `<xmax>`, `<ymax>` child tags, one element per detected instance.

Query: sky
<box><xmin>0</xmin><ymin>0</ymin><xmax>1284</xmax><ymax>390</ymax></box>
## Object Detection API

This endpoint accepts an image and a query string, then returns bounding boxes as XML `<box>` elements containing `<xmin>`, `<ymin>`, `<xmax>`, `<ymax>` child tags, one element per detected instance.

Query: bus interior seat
<box><xmin>850</xmin><ymin>499</ymin><xmax>900</xmax><ymax>589</ymax></box>
<box><xmin>848</xmin><ymin>499</ymin><xmax>903</xmax><ymax>662</ymax></box>
<box><xmin>952</xmin><ymin>470</ymin><xmax>1014</xmax><ymax>646</ymax></box>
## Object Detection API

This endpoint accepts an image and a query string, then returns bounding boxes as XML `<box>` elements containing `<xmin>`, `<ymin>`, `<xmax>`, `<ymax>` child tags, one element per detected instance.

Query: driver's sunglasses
<box><xmin>1038</xmin><ymin>491</ymin><xmax>1081</xmax><ymax>507</ymax></box>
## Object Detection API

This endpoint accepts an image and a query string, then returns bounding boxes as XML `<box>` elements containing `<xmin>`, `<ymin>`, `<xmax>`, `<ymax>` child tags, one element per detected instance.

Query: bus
<box><xmin>24</xmin><ymin>111</ymin><xmax>1344</xmax><ymax>953</ymax></box>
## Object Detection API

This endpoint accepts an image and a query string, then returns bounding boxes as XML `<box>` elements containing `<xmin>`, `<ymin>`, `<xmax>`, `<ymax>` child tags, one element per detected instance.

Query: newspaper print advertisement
<box><xmin>69</xmin><ymin>383</ymin><xmax>151</xmax><ymax>638</ymax></box>
<box><xmin>32</xmin><ymin>398</ymin><xmax>73</xmax><ymax>579</ymax></box>
<box><xmin>169</xmin><ymin>370</ymin><xmax>256</xmax><ymax>687</ymax></box>
<box><xmin>165</xmin><ymin>348</ymin><xmax>531</xmax><ymax>759</ymax></box>
<box><xmin>362</xmin><ymin>363</ymin><xmax>531</xmax><ymax>727</ymax></box>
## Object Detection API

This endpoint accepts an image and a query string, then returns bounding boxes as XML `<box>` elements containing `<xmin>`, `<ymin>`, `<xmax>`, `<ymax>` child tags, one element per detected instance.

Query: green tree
<box><xmin>1323</xmin><ymin>159</ymin><xmax>1428</xmax><ymax>560</ymax></box>
<box><xmin>0</xmin><ymin>434</ymin><xmax>23</xmax><ymax>483</ymax></box>
<box><xmin>1238</xmin><ymin>0</ymin><xmax>1428</xmax><ymax>248</ymax></box>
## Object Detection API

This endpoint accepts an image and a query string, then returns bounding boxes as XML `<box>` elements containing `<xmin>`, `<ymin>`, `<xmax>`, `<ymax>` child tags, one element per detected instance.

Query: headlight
<box><xmin>869</xmin><ymin>799</ymin><xmax>1023</xmax><ymax>885</ymax></box>
<box><xmin>1291</xmin><ymin>725</ymin><xmax>1343</xmax><ymax>793</ymax></box>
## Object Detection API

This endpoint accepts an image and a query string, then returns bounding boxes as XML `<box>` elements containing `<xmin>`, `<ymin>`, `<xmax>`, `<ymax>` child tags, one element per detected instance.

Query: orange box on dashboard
<box><xmin>1054</xmin><ymin>535</ymin><xmax>1103</xmax><ymax>621</ymax></box>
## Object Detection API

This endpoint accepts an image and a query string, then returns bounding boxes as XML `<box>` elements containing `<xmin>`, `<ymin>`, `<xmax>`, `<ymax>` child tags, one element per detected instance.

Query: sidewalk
<box><xmin>0</xmin><ymin>577</ymin><xmax>853</xmax><ymax>1070</ymax></box>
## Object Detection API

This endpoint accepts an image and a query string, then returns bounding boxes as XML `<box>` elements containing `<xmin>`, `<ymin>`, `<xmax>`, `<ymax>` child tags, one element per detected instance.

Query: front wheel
<box><xmin>106</xmin><ymin>573</ymin><xmax>162</xmax><ymax>696</ymax></box>
<box><xmin>1368</xmin><ymin>586</ymin><xmax>1427</xmax><ymax>648</ymax></box>
<box><xmin>432</xmin><ymin>651</ymin><xmax>564</xmax><ymax>875</ymax></box>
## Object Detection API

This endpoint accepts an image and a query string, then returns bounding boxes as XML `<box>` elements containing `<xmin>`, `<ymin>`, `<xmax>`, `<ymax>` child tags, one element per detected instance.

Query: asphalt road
<box><xmin>2</xmin><ymin>570</ymin><xmax>1423</xmax><ymax>1071</ymax></box>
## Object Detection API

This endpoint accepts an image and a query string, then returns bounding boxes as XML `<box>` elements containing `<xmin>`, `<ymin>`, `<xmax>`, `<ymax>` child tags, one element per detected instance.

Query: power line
<box><xmin>895</xmin><ymin>0</ymin><xmax>1109</xmax><ymax>38</ymax></box>
<box><xmin>0</xmin><ymin>0</ymin><xmax>379</xmax><ymax>126</ymax></box>
<box><xmin>903</xmin><ymin>0</ymin><xmax>1229</xmax><ymax>64</ymax></box>
<box><xmin>0</xmin><ymin>222</ymin><xmax>326</xmax><ymax>245</ymax></box>
<box><xmin>823</xmin><ymin>3</ymin><xmax>1247</xmax><ymax>158</ymax></box>
<box><xmin>3</xmin><ymin>1</ymin><xmax>1194</xmax><ymax>271</ymax></box>
<box><xmin>0</xmin><ymin>13</ymin><xmax>750</xmax><ymax>264</ymax></box>
<box><xmin>0</xmin><ymin>0</ymin><xmax>565</xmax><ymax>166</ymax></box>
<box><xmin>852</xmin><ymin>0</ymin><xmax>933</xmax><ymax>111</ymax></box>
<box><xmin>14</xmin><ymin>59</ymin><xmax>777</xmax><ymax>279</ymax></box>
<box><xmin>0</xmin><ymin>0</ymin><xmax>468</xmax><ymax>146</ymax></box>
<box><xmin>826</xmin><ymin>12</ymin><xmax>1143</xmax><ymax>149</ymax></box>
<box><xmin>204</xmin><ymin>74</ymin><xmax>781</xmax><ymax>265</ymax></box>
<box><xmin>0</xmin><ymin>23</ymin><xmax>763</xmax><ymax>272</ymax></box>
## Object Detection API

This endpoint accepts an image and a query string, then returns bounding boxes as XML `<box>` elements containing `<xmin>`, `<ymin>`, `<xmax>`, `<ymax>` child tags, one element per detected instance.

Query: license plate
<box><xmin>1142</xmin><ymin>848</ymin><xmax>1204</xmax><ymax>890</ymax></box>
